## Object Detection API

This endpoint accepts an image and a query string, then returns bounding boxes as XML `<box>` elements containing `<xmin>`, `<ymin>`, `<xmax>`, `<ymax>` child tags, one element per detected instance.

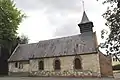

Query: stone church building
<box><xmin>8</xmin><ymin>11</ymin><xmax>113</xmax><ymax>77</ymax></box>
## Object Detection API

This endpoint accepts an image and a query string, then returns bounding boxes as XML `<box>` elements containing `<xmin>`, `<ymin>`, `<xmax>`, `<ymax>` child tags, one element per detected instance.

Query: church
<box><xmin>8</xmin><ymin>11</ymin><xmax>113</xmax><ymax>77</ymax></box>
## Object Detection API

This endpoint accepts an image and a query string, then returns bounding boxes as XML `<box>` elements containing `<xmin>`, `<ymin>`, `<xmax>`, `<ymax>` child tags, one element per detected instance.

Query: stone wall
<box><xmin>99</xmin><ymin>52</ymin><xmax>113</xmax><ymax>77</ymax></box>
<box><xmin>9</xmin><ymin>61</ymin><xmax>29</xmax><ymax>73</ymax></box>
<box><xmin>9</xmin><ymin>53</ymin><xmax>101</xmax><ymax>77</ymax></box>
<box><xmin>29</xmin><ymin>53</ymin><xmax>101</xmax><ymax>77</ymax></box>
<box><xmin>81</xmin><ymin>53</ymin><xmax>100</xmax><ymax>73</ymax></box>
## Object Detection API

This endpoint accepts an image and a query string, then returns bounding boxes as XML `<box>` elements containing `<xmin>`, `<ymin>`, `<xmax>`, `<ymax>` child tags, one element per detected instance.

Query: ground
<box><xmin>0</xmin><ymin>77</ymin><xmax>119</xmax><ymax>80</ymax></box>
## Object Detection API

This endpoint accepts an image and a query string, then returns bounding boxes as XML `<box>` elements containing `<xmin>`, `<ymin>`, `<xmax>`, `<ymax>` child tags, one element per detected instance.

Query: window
<box><xmin>15</xmin><ymin>62</ymin><xmax>23</xmax><ymax>69</ymax></box>
<box><xmin>19</xmin><ymin>63</ymin><xmax>23</xmax><ymax>69</ymax></box>
<box><xmin>74</xmin><ymin>58</ymin><xmax>82</xmax><ymax>69</ymax></box>
<box><xmin>76</xmin><ymin>44</ymin><xmax>78</xmax><ymax>48</ymax></box>
<box><xmin>39</xmin><ymin>60</ymin><xmax>44</xmax><ymax>70</ymax></box>
<box><xmin>54</xmin><ymin>59</ymin><xmax>61</xmax><ymax>70</ymax></box>
<box><xmin>15</xmin><ymin>62</ymin><xmax>18</xmax><ymax>68</ymax></box>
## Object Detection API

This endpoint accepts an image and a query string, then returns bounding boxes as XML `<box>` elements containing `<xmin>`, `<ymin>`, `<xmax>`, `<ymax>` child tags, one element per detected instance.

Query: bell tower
<box><xmin>78</xmin><ymin>11</ymin><xmax>94</xmax><ymax>33</ymax></box>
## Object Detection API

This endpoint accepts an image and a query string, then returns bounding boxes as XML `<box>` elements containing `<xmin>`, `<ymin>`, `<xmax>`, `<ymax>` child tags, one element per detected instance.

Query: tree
<box><xmin>98</xmin><ymin>0</ymin><xmax>120</xmax><ymax>61</ymax></box>
<box><xmin>18</xmin><ymin>35</ymin><xmax>29</xmax><ymax>44</ymax></box>
<box><xmin>0</xmin><ymin>0</ymin><xmax>25</xmax><ymax>75</ymax></box>
<box><xmin>0</xmin><ymin>0</ymin><xmax>25</xmax><ymax>53</ymax></box>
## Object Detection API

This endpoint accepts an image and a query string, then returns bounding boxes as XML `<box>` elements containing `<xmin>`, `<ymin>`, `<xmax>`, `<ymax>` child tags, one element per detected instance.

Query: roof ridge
<box><xmin>38</xmin><ymin>34</ymin><xmax>81</xmax><ymax>43</ymax></box>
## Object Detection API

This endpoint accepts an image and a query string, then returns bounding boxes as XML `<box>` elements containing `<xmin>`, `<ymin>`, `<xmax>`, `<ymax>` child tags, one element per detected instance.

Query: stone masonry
<box><xmin>9</xmin><ymin>53</ymin><xmax>102</xmax><ymax>77</ymax></box>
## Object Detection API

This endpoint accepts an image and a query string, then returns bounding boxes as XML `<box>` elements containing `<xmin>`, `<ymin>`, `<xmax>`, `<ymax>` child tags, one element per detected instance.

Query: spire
<box><xmin>78</xmin><ymin>10</ymin><xmax>94</xmax><ymax>33</ymax></box>
<box><xmin>80</xmin><ymin>0</ymin><xmax>90</xmax><ymax>24</ymax></box>
<box><xmin>80</xmin><ymin>11</ymin><xmax>90</xmax><ymax>24</ymax></box>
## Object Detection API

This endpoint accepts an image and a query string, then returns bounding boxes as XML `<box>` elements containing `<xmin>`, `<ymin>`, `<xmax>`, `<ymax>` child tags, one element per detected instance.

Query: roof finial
<box><xmin>82</xmin><ymin>0</ymin><xmax>85</xmax><ymax>12</ymax></box>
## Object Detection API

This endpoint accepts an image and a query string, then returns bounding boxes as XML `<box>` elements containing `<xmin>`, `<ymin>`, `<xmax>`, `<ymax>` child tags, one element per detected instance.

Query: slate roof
<box><xmin>80</xmin><ymin>11</ymin><xmax>90</xmax><ymax>24</ymax></box>
<box><xmin>8</xmin><ymin>32</ymin><xmax>97</xmax><ymax>62</ymax></box>
<box><xmin>8</xmin><ymin>43</ymin><xmax>37</xmax><ymax>62</ymax></box>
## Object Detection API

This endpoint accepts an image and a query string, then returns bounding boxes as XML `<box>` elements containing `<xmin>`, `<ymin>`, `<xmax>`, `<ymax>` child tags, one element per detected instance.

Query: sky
<box><xmin>14</xmin><ymin>0</ymin><xmax>108</xmax><ymax>43</ymax></box>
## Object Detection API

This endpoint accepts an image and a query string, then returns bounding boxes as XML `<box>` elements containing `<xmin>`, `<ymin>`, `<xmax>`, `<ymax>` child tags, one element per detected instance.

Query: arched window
<box><xmin>54</xmin><ymin>59</ymin><xmax>61</xmax><ymax>70</ymax></box>
<box><xmin>74</xmin><ymin>58</ymin><xmax>82</xmax><ymax>69</ymax></box>
<box><xmin>39</xmin><ymin>60</ymin><xmax>44</xmax><ymax>70</ymax></box>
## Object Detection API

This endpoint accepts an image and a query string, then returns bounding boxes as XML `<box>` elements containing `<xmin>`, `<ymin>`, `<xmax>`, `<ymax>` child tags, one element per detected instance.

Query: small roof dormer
<box><xmin>78</xmin><ymin>11</ymin><xmax>94</xmax><ymax>33</ymax></box>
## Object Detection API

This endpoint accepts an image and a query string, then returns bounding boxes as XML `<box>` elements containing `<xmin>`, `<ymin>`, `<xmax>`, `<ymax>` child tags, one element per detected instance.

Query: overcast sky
<box><xmin>14</xmin><ymin>0</ymin><xmax>108</xmax><ymax>43</ymax></box>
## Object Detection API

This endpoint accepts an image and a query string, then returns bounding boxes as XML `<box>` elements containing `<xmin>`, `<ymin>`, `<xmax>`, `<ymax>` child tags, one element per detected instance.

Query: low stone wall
<box><xmin>29</xmin><ymin>70</ymin><xmax>101</xmax><ymax>77</ymax></box>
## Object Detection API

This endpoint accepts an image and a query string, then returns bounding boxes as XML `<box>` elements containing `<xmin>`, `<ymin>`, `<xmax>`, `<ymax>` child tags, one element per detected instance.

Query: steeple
<box><xmin>80</xmin><ymin>11</ymin><xmax>89</xmax><ymax>23</ymax></box>
<box><xmin>78</xmin><ymin>11</ymin><xmax>94</xmax><ymax>33</ymax></box>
